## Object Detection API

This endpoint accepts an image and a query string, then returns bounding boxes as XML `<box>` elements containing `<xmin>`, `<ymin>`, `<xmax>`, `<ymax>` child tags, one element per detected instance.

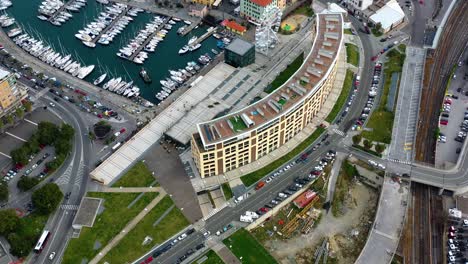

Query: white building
<box><xmin>369</xmin><ymin>0</ymin><xmax>405</xmax><ymax>33</ymax></box>
<box><xmin>344</xmin><ymin>0</ymin><xmax>373</xmax><ymax>13</ymax></box>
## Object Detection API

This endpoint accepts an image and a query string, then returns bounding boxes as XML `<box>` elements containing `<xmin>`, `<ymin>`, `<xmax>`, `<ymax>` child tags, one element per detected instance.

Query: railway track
<box><xmin>415</xmin><ymin>0</ymin><xmax>468</xmax><ymax>163</ymax></box>
<box><xmin>411</xmin><ymin>183</ymin><xmax>432</xmax><ymax>264</ymax></box>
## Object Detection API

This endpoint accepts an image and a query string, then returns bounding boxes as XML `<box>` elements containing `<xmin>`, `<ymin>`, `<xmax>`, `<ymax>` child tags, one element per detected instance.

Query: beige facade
<box><xmin>190</xmin><ymin>0</ymin><xmax>215</xmax><ymax>6</ymax></box>
<box><xmin>0</xmin><ymin>69</ymin><xmax>27</xmax><ymax>118</ymax></box>
<box><xmin>192</xmin><ymin>13</ymin><xmax>344</xmax><ymax>178</ymax></box>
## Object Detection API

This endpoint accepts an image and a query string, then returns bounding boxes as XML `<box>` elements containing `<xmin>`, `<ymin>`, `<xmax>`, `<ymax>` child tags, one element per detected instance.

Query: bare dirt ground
<box><xmin>263</xmin><ymin>183</ymin><xmax>378</xmax><ymax>264</ymax></box>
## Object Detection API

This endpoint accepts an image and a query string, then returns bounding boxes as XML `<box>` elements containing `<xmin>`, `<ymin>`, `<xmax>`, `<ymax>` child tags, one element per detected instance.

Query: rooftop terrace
<box><xmin>197</xmin><ymin>13</ymin><xmax>343</xmax><ymax>147</ymax></box>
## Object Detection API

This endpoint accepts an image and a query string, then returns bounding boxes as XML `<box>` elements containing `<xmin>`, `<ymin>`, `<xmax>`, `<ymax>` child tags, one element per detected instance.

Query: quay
<box><xmin>191</xmin><ymin>27</ymin><xmax>217</xmax><ymax>46</ymax></box>
<box><xmin>91</xmin><ymin>6</ymin><xmax>131</xmax><ymax>44</ymax></box>
<box><xmin>127</xmin><ymin>17</ymin><xmax>171</xmax><ymax>61</ymax></box>
<box><xmin>180</xmin><ymin>20</ymin><xmax>201</xmax><ymax>36</ymax></box>
<box><xmin>47</xmin><ymin>0</ymin><xmax>77</xmax><ymax>22</ymax></box>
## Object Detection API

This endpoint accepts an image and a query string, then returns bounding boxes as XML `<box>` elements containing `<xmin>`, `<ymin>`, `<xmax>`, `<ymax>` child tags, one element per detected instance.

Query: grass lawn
<box><xmin>345</xmin><ymin>43</ymin><xmax>359</xmax><ymax>67</ymax></box>
<box><xmin>325</xmin><ymin>69</ymin><xmax>354</xmax><ymax>123</ymax></box>
<box><xmin>240</xmin><ymin>126</ymin><xmax>326</xmax><ymax>187</ymax></box>
<box><xmin>100</xmin><ymin>195</ymin><xmax>189</xmax><ymax>264</ymax></box>
<box><xmin>229</xmin><ymin>117</ymin><xmax>247</xmax><ymax>132</ymax></box>
<box><xmin>331</xmin><ymin>160</ymin><xmax>357</xmax><ymax>217</ymax></box>
<box><xmin>221</xmin><ymin>183</ymin><xmax>233</xmax><ymax>200</ymax></box>
<box><xmin>291</xmin><ymin>5</ymin><xmax>314</xmax><ymax>17</ymax></box>
<box><xmin>192</xmin><ymin>250</ymin><xmax>224</xmax><ymax>264</ymax></box>
<box><xmin>62</xmin><ymin>192</ymin><xmax>158</xmax><ymax>264</ymax></box>
<box><xmin>112</xmin><ymin>161</ymin><xmax>156</xmax><ymax>188</ymax></box>
<box><xmin>344</xmin><ymin>28</ymin><xmax>353</xmax><ymax>35</ymax></box>
<box><xmin>265</xmin><ymin>53</ymin><xmax>304</xmax><ymax>93</ymax></box>
<box><xmin>223</xmin><ymin>229</ymin><xmax>277</xmax><ymax>264</ymax></box>
<box><xmin>362</xmin><ymin>49</ymin><xmax>405</xmax><ymax>144</ymax></box>
<box><xmin>397</xmin><ymin>44</ymin><xmax>406</xmax><ymax>53</ymax></box>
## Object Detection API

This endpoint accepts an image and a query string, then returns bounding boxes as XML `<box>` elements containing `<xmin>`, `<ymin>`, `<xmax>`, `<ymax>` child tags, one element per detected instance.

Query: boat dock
<box><xmin>47</xmin><ymin>0</ymin><xmax>77</xmax><ymax>21</ymax></box>
<box><xmin>127</xmin><ymin>17</ymin><xmax>171</xmax><ymax>61</ymax></box>
<box><xmin>91</xmin><ymin>6</ymin><xmax>131</xmax><ymax>44</ymax></box>
<box><xmin>180</xmin><ymin>20</ymin><xmax>201</xmax><ymax>36</ymax></box>
<box><xmin>191</xmin><ymin>27</ymin><xmax>217</xmax><ymax>46</ymax></box>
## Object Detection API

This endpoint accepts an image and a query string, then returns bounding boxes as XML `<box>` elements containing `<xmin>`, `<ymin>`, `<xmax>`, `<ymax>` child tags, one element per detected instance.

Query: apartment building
<box><xmin>0</xmin><ymin>68</ymin><xmax>27</xmax><ymax>118</ymax></box>
<box><xmin>240</xmin><ymin>0</ymin><xmax>278</xmax><ymax>22</ymax></box>
<box><xmin>190</xmin><ymin>0</ymin><xmax>215</xmax><ymax>6</ymax></box>
<box><xmin>191</xmin><ymin>13</ymin><xmax>344</xmax><ymax>178</ymax></box>
<box><xmin>344</xmin><ymin>0</ymin><xmax>374</xmax><ymax>12</ymax></box>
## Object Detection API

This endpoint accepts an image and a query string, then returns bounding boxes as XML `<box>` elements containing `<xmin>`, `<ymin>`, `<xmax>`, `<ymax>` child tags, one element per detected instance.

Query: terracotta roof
<box><xmin>222</xmin><ymin>19</ymin><xmax>246</xmax><ymax>32</ymax></box>
<box><xmin>250</xmin><ymin>0</ymin><xmax>273</xmax><ymax>7</ymax></box>
<box><xmin>293</xmin><ymin>190</ymin><xmax>317</xmax><ymax>208</ymax></box>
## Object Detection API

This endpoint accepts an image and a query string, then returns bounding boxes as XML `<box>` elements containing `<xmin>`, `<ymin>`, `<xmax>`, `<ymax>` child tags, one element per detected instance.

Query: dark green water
<box><xmin>6</xmin><ymin>0</ymin><xmax>219</xmax><ymax>102</ymax></box>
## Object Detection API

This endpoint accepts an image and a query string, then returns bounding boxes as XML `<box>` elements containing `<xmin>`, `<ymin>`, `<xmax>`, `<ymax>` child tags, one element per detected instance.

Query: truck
<box><xmin>240</xmin><ymin>215</ymin><xmax>253</xmax><ymax>223</ymax></box>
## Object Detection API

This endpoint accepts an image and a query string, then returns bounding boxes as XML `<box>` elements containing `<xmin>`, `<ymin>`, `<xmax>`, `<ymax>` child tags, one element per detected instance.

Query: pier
<box><xmin>191</xmin><ymin>27</ymin><xmax>217</xmax><ymax>46</ymax></box>
<box><xmin>47</xmin><ymin>0</ymin><xmax>77</xmax><ymax>22</ymax></box>
<box><xmin>127</xmin><ymin>17</ymin><xmax>171</xmax><ymax>61</ymax></box>
<box><xmin>91</xmin><ymin>6</ymin><xmax>131</xmax><ymax>44</ymax></box>
<box><xmin>180</xmin><ymin>20</ymin><xmax>201</xmax><ymax>36</ymax></box>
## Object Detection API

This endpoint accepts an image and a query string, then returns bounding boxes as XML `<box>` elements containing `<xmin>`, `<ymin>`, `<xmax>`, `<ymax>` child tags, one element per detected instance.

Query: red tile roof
<box><xmin>222</xmin><ymin>19</ymin><xmax>247</xmax><ymax>32</ymax></box>
<box><xmin>293</xmin><ymin>190</ymin><xmax>317</xmax><ymax>208</ymax></box>
<box><xmin>250</xmin><ymin>0</ymin><xmax>273</xmax><ymax>7</ymax></box>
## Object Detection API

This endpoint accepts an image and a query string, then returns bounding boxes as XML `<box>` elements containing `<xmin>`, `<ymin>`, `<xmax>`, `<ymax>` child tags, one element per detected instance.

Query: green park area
<box><xmin>344</xmin><ymin>28</ymin><xmax>353</xmax><ymax>35</ymax></box>
<box><xmin>292</xmin><ymin>5</ymin><xmax>314</xmax><ymax>17</ymax></box>
<box><xmin>229</xmin><ymin>117</ymin><xmax>247</xmax><ymax>132</ymax></box>
<box><xmin>223</xmin><ymin>229</ymin><xmax>278</xmax><ymax>264</ymax></box>
<box><xmin>100</xmin><ymin>195</ymin><xmax>189</xmax><ymax>264</ymax></box>
<box><xmin>346</xmin><ymin>43</ymin><xmax>359</xmax><ymax>67</ymax></box>
<box><xmin>265</xmin><ymin>53</ymin><xmax>304</xmax><ymax>93</ymax></box>
<box><xmin>362</xmin><ymin>49</ymin><xmax>406</xmax><ymax>144</ymax></box>
<box><xmin>240</xmin><ymin>126</ymin><xmax>325</xmax><ymax>187</ymax></box>
<box><xmin>325</xmin><ymin>69</ymin><xmax>354</xmax><ymax>123</ymax></box>
<box><xmin>112</xmin><ymin>161</ymin><xmax>156</xmax><ymax>188</ymax></box>
<box><xmin>222</xmin><ymin>183</ymin><xmax>233</xmax><ymax>200</ymax></box>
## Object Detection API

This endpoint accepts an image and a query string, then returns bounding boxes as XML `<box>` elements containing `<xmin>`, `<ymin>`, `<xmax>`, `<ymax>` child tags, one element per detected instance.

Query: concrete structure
<box><xmin>191</xmin><ymin>13</ymin><xmax>344</xmax><ymax>178</ymax></box>
<box><xmin>369</xmin><ymin>0</ymin><xmax>405</xmax><ymax>33</ymax></box>
<box><xmin>293</xmin><ymin>190</ymin><xmax>317</xmax><ymax>208</ymax></box>
<box><xmin>188</xmin><ymin>4</ymin><xmax>209</xmax><ymax>18</ymax></box>
<box><xmin>344</xmin><ymin>0</ymin><xmax>373</xmax><ymax>13</ymax></box>
<box><xmin>224</xmin><ymin>38</ymin><xmax>255</xmax><ymax>67</ymax></box>
<box><xmin>240</xmin><ymin>0</ymin><xmax>278</xmax><ymax>22</ymax></box>
<box><xmin>190</xmin><ymin>0</ymin><xmax>215</xmax><ymax>6</ymax></box>
<box><xmin>0</xmin><ymin>68</ymin><xmax>27</xmax><ymax>118</ymax></box>
<box><xmin>72</xmin><ymin>197</ymin><xmax>102</xmax><ymax>230</ymax></box>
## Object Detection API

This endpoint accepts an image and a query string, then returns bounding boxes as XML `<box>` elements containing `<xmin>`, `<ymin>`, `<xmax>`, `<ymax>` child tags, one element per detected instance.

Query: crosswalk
<box><xmin>387</xmin><ymin>158</ymin><xmax>411</xmax><ymax>165</ymax></box>
<box><xmin>203</xmin><ymin>203</ymin><xmax>228</xmax><ymax>221</ymax></box>
<box><xmin>60</xmin><ymin>204</ymin><xmax>79</xmax><ymax>211</ymax></box>
<box><xmin>333</xmin><ymin>128</ymin><xmax>346</xmax><ymax>137</ymax></box>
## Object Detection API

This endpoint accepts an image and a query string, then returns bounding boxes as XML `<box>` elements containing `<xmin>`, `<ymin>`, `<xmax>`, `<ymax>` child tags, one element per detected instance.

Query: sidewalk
<box><xmin>98</xmin><ymin>186</ymin><xmax>161</xmax><ymax>193</ymax></box>
<box><xmin>88</xmin><ymin>191</ymin><xmax>167</xmax><ymax>264</ymax></box>
<box><xmin>212</xmin><ymin>244</ymin><xmax>241</xmax><ymax>264</ymax></box>
<box><xmin>326</xmin><ymin>152</ymin><xmax>346</xmax><ymax>203</ymax></box>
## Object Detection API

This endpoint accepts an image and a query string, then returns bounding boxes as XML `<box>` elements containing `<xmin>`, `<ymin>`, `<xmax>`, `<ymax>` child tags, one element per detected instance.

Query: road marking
<box><xmin>60</xmin><ymin>204</ymin><xmax>79</xmax><ymax>210</ymax></box>
<box><xmin>0</xmin><ymin>152</ymin><xmax>11</xmax><ymax>158</ymax></box>
<box><xmin>5</xmin><ymin>132</ymin><xmax>26</xmax><ymax>142</ymax></box>
<box><xmin>24</xmin><ymin>118</ymin><xmax>38</xmax><ymax>126</ymax></box>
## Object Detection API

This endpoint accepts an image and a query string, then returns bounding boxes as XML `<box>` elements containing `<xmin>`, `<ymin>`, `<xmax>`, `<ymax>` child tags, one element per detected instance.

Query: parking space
<box><xmin>436</xmin><ymin>56</ymin><xmax>468</xmax><ymax>168</ymax></box>
<box><xmin>447</xmin><ymin>217</ymin><xmax>468</xmax><ymax>263</ymax></box>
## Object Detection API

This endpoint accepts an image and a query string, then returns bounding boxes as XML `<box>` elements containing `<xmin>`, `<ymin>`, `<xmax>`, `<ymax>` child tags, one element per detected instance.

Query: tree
<box><xmin>17</xmin><ymin>176</ymin><xmax>40</xmax><ymax>192</ymax></box>
<box><xmin>59</xmin><ymin>123</ymin><xmax>75</xmax><ymax>141</ymax></box>
<box><xmin>15</xmin><ymin>107</ymin><xmax>24</xmax><ymax>120</ymax></box>
<box><xmin>37</xmin><ymin>122</ymin><xmax>59</xmax><ymax>145</ymax></box>
<box><xmin>6</xmin><ymin>114</ymin><xmax>14</xmax><ymax>125</ymax></box>
<box><xmin>375</xmin><ymin>22</ymin><xmax>382</xmax><ymax>31</ymax></box>
<box><xmin>375</xmin><ymin>144</ymin><xmax>386</xmax><ymax>154</ymax></box>
<box><xmin>352</xmin><ymin>134</ymin><xmax>362</xmax><ymax>145</ymax></box>
<box><xmin>11</xmin><ymin>147</ymin><xmax>28</xmax><ymax>165</ymax></box>
<box><xmin>31</xmin><ymin>183</ymin><xmax>63</xmax><ymax>215</ymax></box>
<box><xmin>23</xmin><ymin>101</ymin><xmax>33</xmax><ymax>112</ymax></box>
<box><xmin>0</xmin><ymin>209</ymin><xmax>19</xmax><ymax>235</ymax></box>
<box><xmin>0</xmin><ymin>183</ymin><xmax>8</xmax><ymax>202</ymax></box>
<box><xmin>8</xmin><ymin>233</ymin><xmax>31</xmax><ymax>257</ymax></box>
<box><xmin>0</xmin><ymin>119</ymin><xmax>3</xmax><ymax>132</ymax></box>
<box><xmin>363</xmin><ymin>139</ymin><xmax>373</xmax><ymax>150</ymax></box>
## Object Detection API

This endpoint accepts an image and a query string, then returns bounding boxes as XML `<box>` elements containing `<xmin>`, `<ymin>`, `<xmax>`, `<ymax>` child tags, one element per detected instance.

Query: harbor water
<box><xmin>5</xmin><ymin>0</ymin><xmax>219</xmax><ymax>103</ymax></box>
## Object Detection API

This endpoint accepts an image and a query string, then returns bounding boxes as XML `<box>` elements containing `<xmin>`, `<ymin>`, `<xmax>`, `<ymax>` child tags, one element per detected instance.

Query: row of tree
<box><xmin>11</xmin><ymin>122</ymin><xmax>74</xmax><ymax>169</ymax></box>
<box><xmin>0</xmin><ymin>183</ymin><xmax>63</xmax><ymax>257</ymax></box>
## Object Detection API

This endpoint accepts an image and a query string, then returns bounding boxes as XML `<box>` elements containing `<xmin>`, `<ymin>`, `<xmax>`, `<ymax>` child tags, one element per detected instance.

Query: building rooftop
<box><xmin>369</xmin><ymin>0</ymin><xmax>405</xmax><ymax>30</ymax></box>
<box><xmin>225</xmin><ymin>38</ymin><xmax>254</xmax><ymax>56</ymax></box>
<box><xmin>222</xmin><ymin>19</ymin><xmax>247</xmax><ymax>33</ymax></box>
<box><xmin>250</xmin><ymin>0</ymin><xmax>273</xmax><ymax>7</ymax></box>
<box><xmin>0</xmin><ymin>68</ymin><xmax>10</xmax><ymax>80</ymax></box>
<box><xmin>72</xmin><ymin>197</ymin><xmax>102</xmax><ymax>229</ymax></box>
<box><xmin>197</xmin><ymin>13</ymin><xmax>343</xmax><ymax>147</ymax></box>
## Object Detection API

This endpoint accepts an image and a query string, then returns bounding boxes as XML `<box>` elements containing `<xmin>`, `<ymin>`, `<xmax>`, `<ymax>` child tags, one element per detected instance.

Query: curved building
<box><xmin>191</xmin><ymin>13</ymin><xmax>344</xmax><ymax>178</ymax></box>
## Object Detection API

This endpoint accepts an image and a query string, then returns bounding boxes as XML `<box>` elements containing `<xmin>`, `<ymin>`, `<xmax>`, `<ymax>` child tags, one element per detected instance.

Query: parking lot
<box><xmin>447</xmin><ymin>215</ymin><xmax>468</xmax><ymax>264</ymax></box>
<box><xmin>435</xmin><ymin>56</ymin><xmax>468</xmax><ymax>168</ymax></box>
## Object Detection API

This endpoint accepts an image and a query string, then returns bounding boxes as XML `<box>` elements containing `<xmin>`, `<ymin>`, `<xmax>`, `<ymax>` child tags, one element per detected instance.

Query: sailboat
<box><xmin>93</xmin><ymin>73</ymin><xmax>107</xmax><ymax>85</ymax></box>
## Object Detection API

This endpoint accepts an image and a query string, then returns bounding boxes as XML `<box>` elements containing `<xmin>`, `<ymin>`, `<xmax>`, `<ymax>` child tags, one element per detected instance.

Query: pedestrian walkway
<box><xmin>88</xmin><ymin>191</ymin><xmax>167</xmax><ymax>264</ymax></box>
<box><xmin>388</xmin><ymin>47</ymin><xmax>425</xmax><ymax>162</ymax></box>
<box><xmin>98</xmin><ymin>186</ymin><xmax>161</xmax><ymax>193</ymax></box>
<box><xmin>60</xmin><ymin>204</ymin><xmax>80</xmax><ymax>211</ymax></box>
<box><xmin>212</xmin><ymin>244</ymin><xmax>241</xmax><ymax>264</ymax></box>
<box><xmin>325</xmin><ymin>152</ymin><xmax>346</xmax><ymax>203</ymax></box>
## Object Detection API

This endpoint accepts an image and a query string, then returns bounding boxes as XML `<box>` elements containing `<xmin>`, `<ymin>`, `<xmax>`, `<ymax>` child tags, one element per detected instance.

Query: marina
<box><xmin>38</xmin><ymin>0</ymin><xmax>87</xmax><ymax>26</ymax></box>
<box><xmin>2</xmin><ymin>0</ymin><xmax>223</xmax><ymax>104</ymax></box>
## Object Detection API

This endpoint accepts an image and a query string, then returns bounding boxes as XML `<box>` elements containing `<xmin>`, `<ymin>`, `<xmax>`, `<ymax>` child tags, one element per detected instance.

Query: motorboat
<box><xmin>139</xmin><ymin>68</ymin><xmax>151</xmax><ymax>83</ymax></box>
<box><xmin>189</xmin><ymin>43</ymin><xmax>201</xmax><ymax>51</ymax></box>
<box><xmin>93</xmin><ymin>73</ymin><xmax>107</xmax><ymax>86</ymax></box>
<box><xmin>178</xmin><ymin>45</ymin><xmax>189</xmax><ymax>55</ymax></box>
<box><xmin>83</xmin><ymin>41</ymin><xmax>96</xmax><ymax>48</ymax></box>
<box><xmin>187</xmin><ymin>36</ymin><xmax>197</xmax><ymax>45</ymax></box>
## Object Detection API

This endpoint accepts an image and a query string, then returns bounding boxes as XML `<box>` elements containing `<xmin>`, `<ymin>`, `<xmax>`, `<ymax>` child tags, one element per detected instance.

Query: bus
<box><xmin>34</xmin><ymin>230</ymin><xmax>50</xmax><ymax>253</ymax></box>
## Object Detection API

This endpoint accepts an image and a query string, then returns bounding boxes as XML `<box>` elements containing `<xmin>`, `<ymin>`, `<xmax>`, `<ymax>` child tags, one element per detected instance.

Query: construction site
<box><xmin>250</xmin><ymin>159</ymin><xmax>379</xmax><ymax>263</ymax></box>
